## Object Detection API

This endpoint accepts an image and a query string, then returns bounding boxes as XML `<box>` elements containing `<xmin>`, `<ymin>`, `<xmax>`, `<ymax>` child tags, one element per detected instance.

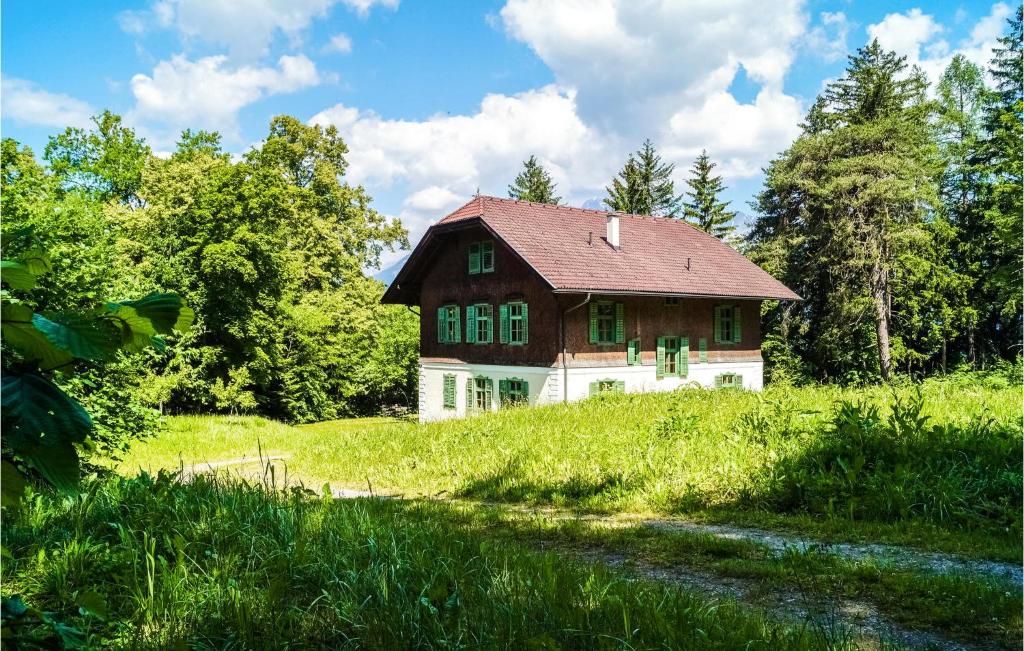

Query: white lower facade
<box><xmin>418</xmin><ymin>359</ymin><xmax>763</xmax><ymax>422</ymax></box>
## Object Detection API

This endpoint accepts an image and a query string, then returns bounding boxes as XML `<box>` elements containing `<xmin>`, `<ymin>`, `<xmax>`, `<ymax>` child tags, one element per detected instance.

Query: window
<box><xmin>442</xmin><ymin>374</ymin><xmax>456</xmax><ymax>410</ymax></box>
<box><xmin>589</xmin><ymin>379</ymin><xmax>625</xmax><ymax>396</ymax></box>
<box><xmin>657</xmin><ymin>336</ymin><xmax>689</xmax><ymax>379</ymax></box>
<box><xmin>665</xmin><ymin>297</ymin><xmax>679</xmax><ymax>306</ymax></box>
<box><xmin>468</xmin><ymin>240</ymin><xmax>495</xmax><ymax>274</ymax></box>
<box><xmin>500</xmin><ymin>302</ymin><xmax>529</xmax><ymax>345</ymax></box>
<box><xmin>466</xmin><ymin>303</ymin><xmax>493</xmax><ymax>344</ymax></box>
<box><xmin>499</xmin><ymin>377</ymin><xmax>529</xmax><ymax>406</ymax></box>
<box><xmin>627</xmin><ymin>338</ymin><xmax>641</xmax><ymax>365</ymax></box>
<box><xmin>437</xmin><ymin>305</ymin><xmax>461</xmax><ymax>344</ymax></box>
<box><xmin>589</xmin><ymin>301</ymin><xmax>624</xmax><ymax>345</ymax></box>
<box><xmin>715</xmin><ymin>373</ymin><xmax>743</xmax><ymax>389</ymax></box>
<box><xmin>714</xmin><ymin>305</ymin><xmax>742</xmax><ymax>344</ymax></box>
<box><xmin>467</xmin><ymin>376</ymin><xmax>493</xmax><ymax>412</ymax></box>
<box><xmin>664</xmin><ymin>337</ymin><xmax>679</xmax><ymax>375</ymax></box>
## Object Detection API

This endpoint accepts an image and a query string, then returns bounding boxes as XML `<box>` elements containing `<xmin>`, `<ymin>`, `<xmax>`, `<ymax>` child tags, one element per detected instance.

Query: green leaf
<box><xmin>32</xmin><ymin>312</ymin><xmax>120</xmax><ymax>362</ymax></box>
<box><xmin>1</xmin><ymin>373</ymin><xmax>91</xmax><ymax>492</ymax></box>
<box><xmin>17</xmin><ymin>248</ymin><xmax>52</xmax><ymax>276</ymax></box>
<box><xmin>0</xmin><ymin>461</ymin><xmax>28</xmax><ymax>508</ymax></box>
<box><xmin>107</xmin><ymin>293</ymin><xmax>195</xmax><ymax>335</ymax></box>
<box><xmin>1</xmin><ymin>260</ymin><xmax>37</xmax><ymax>290</ymax></box>
<box><xmin>1</xmin><ymin>303</ymin><xmax>73</xmax><ymax>371</ymax></box>
<box><xmin>76</xmin><ymin>590</ymin><xmax>108</xmax><ymax>620</ymax></box>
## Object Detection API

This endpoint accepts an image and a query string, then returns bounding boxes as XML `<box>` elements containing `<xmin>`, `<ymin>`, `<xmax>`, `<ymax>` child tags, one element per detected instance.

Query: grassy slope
<box><xmin>118</xmin><ymin>380</ymin><xmax>1022</xmax><ymax>559</ymax></box>
<box><xmin>2</xmin><ymin>474</ymin><xmax>852</xmax><ymax>650</ymax></box>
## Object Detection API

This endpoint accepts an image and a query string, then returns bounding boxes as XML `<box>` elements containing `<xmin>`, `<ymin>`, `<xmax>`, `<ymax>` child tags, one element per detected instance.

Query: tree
<box><xmin>748</xmin><ymin>40</ymin><xmax>944</xmax><ymax>382</ymax></box>
<box><xmin>1</xmin><ymin>235</ymin><xmax>192</xmax><ymax>503</ymax></box>
<box><xmin>605</xmin><ymin>139</ymin><xmax>680</xmax><ymax>216</ymax></box>
<box><xmin>507</xmin><ymin>155</ymin><xmax>560</xmax><ymax>204</ymax></box>
<box><xmin>43</xmin><ymin>110</ymin><xmax>150</xmax><ymax>206</ymax></box>
<box><xmin>977</xmin><ymin>5</ymin><xmax>1023</xmax><ymax>362</ymax></box>
<box><xmin>682</xmin><ymin>150</ymin><xmax>736</xmax><ymax>239</ymax></box>
<box><xmin>936</xmin><ymin>55</ymin><xmax>988</xmax><ymax>367</ymax></box>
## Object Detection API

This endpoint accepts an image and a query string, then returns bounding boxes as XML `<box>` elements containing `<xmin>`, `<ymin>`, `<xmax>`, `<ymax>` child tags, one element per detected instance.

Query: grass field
<box><xmin>3</xmin><ymin>473</ymin><xmax>864</xmax><ymax>650</ymax></box>
<box><xmin>119</xmin><ymin>377</ymin><xmax>1023</xmax><ymax>559</ymax></box>
<box><xmin>7</xmin><ymin>376</ymin><xmax>1021</xmax><ymax>649</ymax></box>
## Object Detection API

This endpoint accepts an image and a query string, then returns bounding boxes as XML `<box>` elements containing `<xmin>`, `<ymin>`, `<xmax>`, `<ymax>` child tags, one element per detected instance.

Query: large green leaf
<box><xmin>1</xmin><ymin>260</ymin><xmax>37</xmax><ymax>290</ymax></box>
<box><xmin>0</xmin><ymin>460</ymin><xmax>28</xmax><ymax>508</ymax></box>
<box><xmin>1</xmin><ymin>303</ymin><xmax>73</xmax><ymax>371</ymax></box>
<box><xmin>105</xmin><ymin>293</ymin><xmax>194</xmax><ymax>353</ymax></box>
<box><xmin>108</xmin><ymin>293</ymin><xmax>195</xmax><ymax>335</ymax></box>
<box><xmin>32</xmin><ymin>312</ymin><xmax>120</xmax><ymax>362</ymax></box>
<box><xmin>1</xmin><ymin>373</ymin><xmax>91</xmax><ymax>492</ymax></box>
<box><xmin>17</xmin><ymin>247</ymin><xmax>52</xmax><ymax>276</ymax></box>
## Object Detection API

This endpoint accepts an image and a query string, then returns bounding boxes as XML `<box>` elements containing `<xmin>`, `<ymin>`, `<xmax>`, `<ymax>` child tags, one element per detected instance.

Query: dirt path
<box><xmin>563</xmin><ymin>544</ymin><xmax>989</xmax><ymax>651</ymax></box>
<box><xmin>636</xmin><ymin>518</ymin><xmax>1022</xmax><ymax>587</ymax></box>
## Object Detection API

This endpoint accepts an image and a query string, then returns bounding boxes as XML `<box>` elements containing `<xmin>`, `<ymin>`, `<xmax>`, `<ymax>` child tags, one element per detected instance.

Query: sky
<box><xmin>2</xmin><ymin>0</ymin><xmax>1015</xmax><ymax>273</ymax></box>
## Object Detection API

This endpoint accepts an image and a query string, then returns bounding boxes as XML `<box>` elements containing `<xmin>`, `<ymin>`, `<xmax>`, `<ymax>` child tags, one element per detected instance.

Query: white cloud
<box><xmin>1</xmin><ymin>78</ymin><xmax>95</xmax><ymax>129</ymax></box>
<box><xmin>866</xmin><ymin>3</ymin><xmax>1013</xmax><ymax>84</ymax></box>
<box><xmin>867</xmin><ymin>8</ymin><xmax>944</xmax><ymax>63</ymax></box>
<box><xmin>499</xmin><ymin>0</ymin><xmax>806</xmax><ymax>130</ymax></box>
<box><xmin>324</xmin><ymin>32</ymin><xmax>353</xmax><ymax>54</ymax></box>
<box><xmin>129</xmin><ymin>54</ymin><xmax>321</xmax><ymax>142</ymax></box>
<box><xmin>804</xmin><ymin>11</ymin><xmax>851</xmax><ymax>63</ymax></box>
<box><xmin>667</xmin><ymin>89</ymin><xmax>803</xmax><ymax>178</ymax></box>
<box><xmin>117</xmin><ymin>0</ymin><xmax>396</xmax><ymax>59</ymax></box>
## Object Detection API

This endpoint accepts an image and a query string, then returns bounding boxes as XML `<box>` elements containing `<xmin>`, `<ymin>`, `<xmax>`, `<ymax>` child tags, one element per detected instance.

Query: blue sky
<box><xmin>2</xmin><ymin>0</ymin><xmax>1015</xmax><ymax>270</ymax></box>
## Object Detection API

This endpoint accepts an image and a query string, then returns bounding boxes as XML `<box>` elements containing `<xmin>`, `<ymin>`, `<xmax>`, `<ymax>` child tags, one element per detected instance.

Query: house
<box><xmin>382</xmin><ymin>195</ymin><xmax>800</xmax><ymax>422</ymax></box>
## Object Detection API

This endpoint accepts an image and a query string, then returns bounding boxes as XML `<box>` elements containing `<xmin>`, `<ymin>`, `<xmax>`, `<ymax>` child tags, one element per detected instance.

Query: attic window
<box><xmin>665</xmin><ymin>297</ymin><xmax>679</xmax><ymax>306</ymax></box>
<box><xmin>469</xmin><ymin>240</ymin><xmax>494</xmax><ymax>274</ymax></box>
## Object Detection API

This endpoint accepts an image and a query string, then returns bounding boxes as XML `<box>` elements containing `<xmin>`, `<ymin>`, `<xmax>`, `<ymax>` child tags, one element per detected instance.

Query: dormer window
<box><xmin>468</xmin><ymin>240</ymin><xmax>495</xmax><ymax>274</ymax></box>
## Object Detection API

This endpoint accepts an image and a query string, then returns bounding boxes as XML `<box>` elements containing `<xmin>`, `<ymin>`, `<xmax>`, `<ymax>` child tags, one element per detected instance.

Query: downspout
<box><xmin>560</xmin><ymin>293</ymin><xmax>592</xmax><ymax>403</ymax></box>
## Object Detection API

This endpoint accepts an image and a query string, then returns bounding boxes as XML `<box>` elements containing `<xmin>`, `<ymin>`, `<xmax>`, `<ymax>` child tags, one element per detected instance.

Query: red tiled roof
<box><xmin>386</xmin><ymin>196</ymin><xmax>800</xmax><ymax>302</ymax></box>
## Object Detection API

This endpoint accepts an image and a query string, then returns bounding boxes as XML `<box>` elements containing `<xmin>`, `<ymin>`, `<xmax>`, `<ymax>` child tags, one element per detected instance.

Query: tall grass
<box><xmin>2</xmin><ymin>473</ymin><xmax>853</xmax><ymax>649</ymax></box>
<box><xmin>119</xmin><ymin>379</ymin><xmax>1022</xmax><ymax>540</ymax></box>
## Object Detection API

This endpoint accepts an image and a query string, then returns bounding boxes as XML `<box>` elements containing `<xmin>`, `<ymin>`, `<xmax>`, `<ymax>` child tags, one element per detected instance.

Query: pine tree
<box><xmin>507</xmin><ymin>155</ymin><xmax>561</xmax><ymax>204</ymax></box>
<box><xmin>748</xmin><ymin>40</ymin><xmax>943</xmax><ymax>382</ymax></box>
<box><xmin>682</xmin><ymin>150</ymin><xmax>736</xmax><ymax>239</ymax></box>
<box><xmin>604</xmin><ymin>140</ymin><xmax>680</xmax><ymax>216</ymax></box>
<box><xmin>977</xmin><ymin>5</ymin><xmax>1023</xmax><ymax>361</ymax></box>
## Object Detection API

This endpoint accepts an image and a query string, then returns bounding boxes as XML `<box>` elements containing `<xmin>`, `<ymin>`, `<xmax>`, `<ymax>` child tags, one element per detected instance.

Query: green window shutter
<box><xmin>521</xmin><ymin>380</ymin><xmax>529</xmax><ymax>401</ymax></box>
<box><xmin>713</xmin><ymin>306</ymin><xmax>723</xmax><ymax>344</ymax></box>
<box><xmin>468</xmin><ymin>243</ymin><xmax>481</xmax><ymax>274</ymax></box>
<box><xmin>498</xmin><ymin>378</ymin><xmax>509</xmax><ymax>406</ymax></box>
<box><xmin>714</xmin><ymin>374</ymin><xmax>724</xmax><ymax>388</ymax></box>
<box><xmin>733</xmin><ymin>305</ymin><xmax>742</xmax><ymax>344</ymax></box>
<box><xmin>680</xmin><ymin>337</ymin><xmax>689</xmax><ymax>378</ymax></box>
<box><xmin>481</xmin><ymin>241</ymin><xmax>494</xmax><ymax>272</ymax></box>
<box><xmin>437</xmin><ymin>307</ymin><xmax>446</xmax><ymax>343</ymax></box>
<box><xmin>485</xmin><ymin>377</ymin><xmax>494</xmax><ymax>409</ymax></box>
<box><xmin>499</xmin><ymin>304</ymin><xmax>510</xmax><ymax>344</ymax></box>
<box><xmin>735</xmin><ymin>374</ymin><xmax>743</xmax><ymax>388</ymax></box>
<box><xmin>656</xmin><ymin>337</ymin><xmax>666</xmax><ymax>379</ymax></box>
<box><xmin>466</xmin><ymin>378</ymin><xmax>474</xmax><ymax>411</ymax></box>
<box><xmin>465</xmin><ymin>305</ymin><xmax>477</xmax><ymax>344</ymax></box>
<box><xmin>614</xmin><ymin>302</ymin><xmax>625</xmax><ymax>343</ymax></box>
<box><xmin>627</xmin><ymin>338</ymin><xmax>640</xmax><ymax>365</ymax></box>
<box><xmin>521</xmin><ymin>303</ymin><xmax>529</xmax><ymax>344</ymax></box>
<box><xmin>615</xmin><ymin>380</ymin><xmax>625</xmax><ymax>393</ymax></box>
<box><xmin>443</xmin><ymin>375</ymin><xmax>456</xmax><ymax>409</ymax></box>
<box><xmin>452</xmin><ymin>306</ymin><xmax>461</xmax><ymax>343</ymax></box>
<box><xmin>588</xmin><ymin>302</ymin><xmax>598</xmax><ymax>344</ymax></box>
<box><xmin>699</xmin><ymin>337</ymin><xmax>707</xmax><ymax>362</ymax></box>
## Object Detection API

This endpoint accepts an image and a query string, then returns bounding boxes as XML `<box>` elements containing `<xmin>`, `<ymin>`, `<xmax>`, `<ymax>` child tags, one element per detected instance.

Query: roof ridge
<box><xmin>475</xmin><ymin>194</ymin><xmax>708</xmax><ymax>225</ymax></box>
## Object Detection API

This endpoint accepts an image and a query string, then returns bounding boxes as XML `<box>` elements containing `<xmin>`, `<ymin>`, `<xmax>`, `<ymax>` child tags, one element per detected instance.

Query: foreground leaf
<box><xmin>1</xmin><ymin>303</ymin><xmax>73</xmax><ymax>370</ymax></box>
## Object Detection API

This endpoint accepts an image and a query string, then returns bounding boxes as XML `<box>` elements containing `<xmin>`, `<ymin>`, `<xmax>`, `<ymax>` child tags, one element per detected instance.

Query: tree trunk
<box><xmin>968</xmin><ymin>328</ymin><xmax>976</xmax><ymax>368</ymax></box>
<box><xmin>872</xmin><ymin>262</ymin><xmax>892</xmax><ymax>381</ymax></box>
